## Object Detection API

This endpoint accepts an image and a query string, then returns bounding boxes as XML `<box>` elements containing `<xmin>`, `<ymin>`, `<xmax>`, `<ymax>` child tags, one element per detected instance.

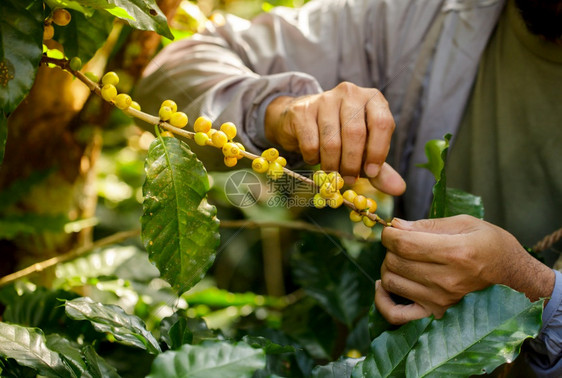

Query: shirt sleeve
<box><xmin>134</xmin><ymin>0</ymin><xmax>377</xmax><ymax>160</ymax></box>
<box><xmin>528</xmin><ymin>269</ymin><xmax>562</xmax><ymax>377</ymax></box>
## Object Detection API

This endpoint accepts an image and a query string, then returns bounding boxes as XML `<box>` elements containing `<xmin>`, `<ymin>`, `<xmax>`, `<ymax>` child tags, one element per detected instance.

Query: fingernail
<box><xmin>365</xmin><ymin>163</ymin><xmax>379</xmax><ymax>178</ymax></box>
<box><xmin>343</xmin><ymin>176</ymin><xmax>356</xmax><ymax>186</ymax></box>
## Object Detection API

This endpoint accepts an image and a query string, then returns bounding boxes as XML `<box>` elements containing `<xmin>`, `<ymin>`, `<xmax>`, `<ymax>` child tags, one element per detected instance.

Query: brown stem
<box><xmin>40</xmin><ymin>56</ymin><xmax>390</xmax><ymax>227</ymax></box>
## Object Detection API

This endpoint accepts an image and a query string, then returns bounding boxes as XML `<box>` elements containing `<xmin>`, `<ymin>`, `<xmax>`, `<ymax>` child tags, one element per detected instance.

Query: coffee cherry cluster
<box><xmin>312</xmin><ymin>170</ymin><xmax>344</xmax><ymax>209</ymax></box>
<box><xmin>43</xmin><ymin>9</ymin><xmax>72</xmax><ymax>41</ymax></box>
<box><xmin>342</xmin><ymin>189</ymin><xmax>378</xmax><ymax>227</ymax></box>
<box><xmin>100</xmin><ymin>72</ymin><xmax>141</xmax><ymax>112</ymax></box>
<box><xmin>192</xmin><ymin>116</ymin><xmax>245</xmax><ymax>167</ymax></box>
<box><xmin>158</xmin><ymin>99</ymin><xmax>188</xmax><ymax>128</ymax></box>
<box><xmin>252</xmin><ymin>148</ymin><xmax>286</xmax><ymax>180</ymax></box>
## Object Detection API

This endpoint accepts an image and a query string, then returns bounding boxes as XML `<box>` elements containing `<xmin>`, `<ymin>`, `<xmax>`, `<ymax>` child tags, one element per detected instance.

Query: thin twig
<box><xmin>220</xmin><ymin>219</ymin><xmax>363</xmax><ymax>241</ymax></box>
<box><xmin>41</xmin><ymin>56</ymin><xmax>389</xmax><ymax>226</ymax></box>
<box><xmin>0</xmin><ymin>230</ymin><xmax>140</xmax><ymax>287</ymax></box>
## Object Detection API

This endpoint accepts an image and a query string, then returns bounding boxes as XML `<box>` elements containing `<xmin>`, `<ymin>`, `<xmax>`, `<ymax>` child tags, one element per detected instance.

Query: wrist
<box><xmin>264</xmin><ymin>95</ymin><xmax>294</xmax><ymax>145</ymax></box>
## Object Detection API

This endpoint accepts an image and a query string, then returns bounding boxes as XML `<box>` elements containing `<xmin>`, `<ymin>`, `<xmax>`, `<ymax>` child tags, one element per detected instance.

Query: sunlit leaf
<box><xmin>406</xmin><ymin>285</ymin><xmax>543</xmax><ymax>377</ymax></box>
<box><xmin>0</xmin><ymin>322</ymin><xmax>72</xmax><ymax>377</ymax></box>
<box><xmin>0</xmin><ymin>0</ymin><xmax>43</xmax><ymax>115</ymax></box>
<box><xmin>0</xmin><ymin>213</ymin><xmax>69</xmax><ymax>240</ymax></box>
<box><xmin>444</xmin><ymin>187</ymin><xmax>484</xmax><ymax>219</ymax></box>
<box><xmin>65</xmin><ymin>297</ymin><xmax>161</xmax><ymax>354</ymax></box>
<box><xmin>106</xmin><ymin>0</ymin><xmax>174</xmax><ymax>39</ymax></box>
<box><xmin>141</xmin><ymin>137</ymin><xmax>220</xmax><ymax>295</ymax></box>
<box><xmin>147</xmin><ymin>341</ymin><xmax>265</xmax><ymax>378</ymax></box>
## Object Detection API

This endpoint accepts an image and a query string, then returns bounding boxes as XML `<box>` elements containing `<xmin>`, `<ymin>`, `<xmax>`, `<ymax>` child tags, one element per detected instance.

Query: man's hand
<box><xmin>375</xmin><ymin>215</ymin><xmax>555</xmax><ymax>325</ymax></box>
<box><xmin>264</xmin><ymin>82</ymin><xmax>406</xmax><ymax>196</ymax></box>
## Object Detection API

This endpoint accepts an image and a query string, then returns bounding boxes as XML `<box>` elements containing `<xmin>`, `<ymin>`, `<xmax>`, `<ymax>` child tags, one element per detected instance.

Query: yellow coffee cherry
<box><xmin>267</xmin><ymin>161</ymin><xmax>284</xmax><ymax>180</ymax></box>
<box><xmin>252</xmin><ymin>157</ymin><xmax>269</xmax><ymax>173</ymax></box>
<box><xmin>235</xmin><ymin>143</ymin><xmax>245</xmax><ymax>159</ymax></box>
<box><xmin>194</xmin><ymin>116</ymin><xmax>212</xmax><ymax>133</ymax></box>
<box><xmin>170</xmin><ymin>112</ymin><xmax>188</xmax><ymax>128</ymax></box>
<box><xmin>159</xmin><ymin>106</ymin><xmax>173</xmax><ymax>121</ymax></box>
<box><xmin>346</xmin><ymin>349</ymin><xmax>362</xmax><ymax>359</ymax></box>
<box><xmin>313</xmin><ymin>193</ymin><xmax>326</xmax><ymax>209</ymax></box>
<box><xmin>102</xmin><ymin>71</ymin><xmax>119</xmax><ymax>86</ymax></box>
<box><xmin>262</xmin><ymin>148</ymin><xmax>279</xmax><ymax>162</ymax></box>
<box><xmin>349</xmin><ymin>211</ymin><xmax>362</xmax><ymax>223</ymax></box>
<box><xmin>362</xmin><ymin>216</ymin><xmax>376</xmax><ymax>228</ymax></box>
<box><xmin>327</xmin><ymin>192</ymin><xmax>344</xmax><ymax>208</ymax></box>
<box><xmin>52</xmin><ymin>8</ymin><xmax>72</xmax><ymax>26</ymax></box>
<box><xmin>327</xmin><ymin>171</ymin><xmax>344</xmax><ymax>190</ymax></box>
<box><xmin>207</xmin><ymin>128</ymin><xmax>217</xmax><ymax>138</ymax></box>
<box><xmin>275</xmin><ymin>156</ymin><xmax>287</xmax><ymax>167</ymax></box>
<box><xmin>224</xmin><ymin>156</ymin><xmax>238</xmax><ymax>167</ymax></box>
<box><xmin>101</xmin><ymin>84</ymin><xmax>117</xmax><ymax>102</ymax></box>
<box><xmin>222</xmin><ymin>142</ymin><xmax>240</xmax><ymax>158</ymax></box>
<box><xmin>130</xmin><ymin>101</ymin><xmax>141</xmax><ymax>111</ymax></box>
<box><xmin>353</xmin><ymin>195</ymin><xmax>368</xmax><ymax>211</ymax></box>
<box><xmin>43</xmin><ymin>24</ymin><xmax>55</xmax><ymax>41</ymax></box>
<box><xmin>194</xmin><ymin>132</ymin><xmax>210</xmax><ymax>146</ymax></box>
<box><xmin>161</xmin><ymin>99</ymin><xmax>177</xmax><ymax>113</ymax></box>
<box><xmin>342</xmin><ymin>189</ymin><xmax>357</xmax><ymax>203</ymax></box>
<box><xmin>211</xmin><ymin>131</ymin><xmax>228</xmax><ymax>148</ymax></box>
<box><xmin>161</xmin><ymin>131</ymin><xmax>174</xmax><ymax>138</ymax></box>
<box><xmin>313</xmin><ymin>170</ymin><xmax>328</xmax><ymax>187</ymax></box>
<box><xmin>319</xmin><ymin>183</ymin><xmax>337</xmax><ymax>199</ymax></box>
<box><xmin>366</xmin><ymin>198</ymin><xmax>378</xmax><ymax>213</ymax></box>
<box><xmin>220</xmin><ymin>122</ymin><xmax>237</xmax><ymax>140</ymax></box>
<box><xmin>115</xmin><ymin>93</ymin><xmax>132</xmax><ymax>110</ymax></box>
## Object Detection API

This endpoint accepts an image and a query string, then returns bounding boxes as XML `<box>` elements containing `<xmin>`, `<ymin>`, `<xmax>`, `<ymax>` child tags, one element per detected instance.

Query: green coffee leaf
<box><xmin>406</xmin><ymin>285</ymin><xmax>543</xmax><ymax>377</ymax></box>
<box><xmin>352</xmin><ymin>317</ymin><xmax>431</xmax><ymax>378</ymax></box>
<box><xmin>81</xmin><ymin>345</ymin><xmax>121</xmax><ymax>378</ymax></box>
<box><xmin>444</xmin><ymin>187</ymin><xmax>484</xmax><ymax>218</ymax></box>
<box><xmin>0</xmin><ymin>213</ymin><xmax>69</xmax><ymax>240</ymax></box>
<box><xmin>141</xmin><ymin>137</ymin><xmax>220</xmax><ymax>295</ymax></box>
<box><xmin>0</xmin><ymin>0</ymin><xmax>44</xmax><ymax>116</ymax></box>
<box><xmin>65</xmin><ymin>297</ymin><xmax>161</xmax><ymax>354</ymax></box>
<box><xmin>106</xmin><ymin>0</ymin><xmax>174</xmax><ymax>39</ymax></box>
<box><xmin>147</xmin><ymin>341</ymin><xmax>266</xmax><ymax>378</ymax></box>
<box><xmin>312</xmin><ymin>356</ymin><xmax>360</xmax><ymax>377</ymax></box>
<box><xmin>53</xmin><ymin>9</ymin><xmax>113</xmax><ymax>64</ymax></box>
<box><xmin>0</xmin><ymin>322</ymin><xmax>72</xmax><ymax>377</ymax></box>
<box><xmin>45</xmin><ymin>334</ymin><xmax>87</xmax><ymax>377</ymax></box>
<box><xmin>292</xmin><ymin>234</ymin><xmax>376</xmax><ymax>328</ymax></box>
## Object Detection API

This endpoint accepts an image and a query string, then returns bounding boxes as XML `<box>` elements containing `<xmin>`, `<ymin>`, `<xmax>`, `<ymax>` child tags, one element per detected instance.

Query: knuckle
<box><xmin>343</xmin><ymin>124</ymin><xmax>366</xmax><ymax>141</ymax></box>
<box><xmin>321</xmin><ymin>137</ymin><xmax>340</xmax><ymax>152</ymax></box>
<box><xmin>335</xmin><ymin>81</ymin><xmax>356</xmax><ymax>95</ymax></box>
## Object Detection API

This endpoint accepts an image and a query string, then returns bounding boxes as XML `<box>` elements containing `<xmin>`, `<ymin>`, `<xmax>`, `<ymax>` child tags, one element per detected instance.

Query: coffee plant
<box><xmin>0</xmin><ymin>0</ymin><xmax>544</xmax><ymax>377</ymax></box>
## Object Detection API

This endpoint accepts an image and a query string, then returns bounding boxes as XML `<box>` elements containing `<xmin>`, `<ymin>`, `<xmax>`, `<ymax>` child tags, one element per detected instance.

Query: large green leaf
<box><xmin>0</xmin><ymin>322</ymin><xmax>72</xmax><ymax>377</ymax></box>
<box><xmin>3</xmin><ymin>287</ymin><xmax>83</xmax><ymax>336</ymax></box>
<box><xmin>444</xmin><ymin>187</ymin><xmax>484</xmax><ymax>218</ymax></box>
<box><xmin>141</xmin><ymin>137</ymin><xmax>220</xmax><ymax>295</ymax></box>
<box><xmin>406</xmin><ymin>285</ymin><xmax>543</xmax><ymax>377</ymax></box>
<box><xmin>107</xmin><ymin>0</ymin><xmax>174</xmax><ymax>39</ymax></box>
<box><xmin>65</xmin><ymin>297</ymin><xmax>161</xmax><ymax>354</ymax></box>
<box><xmin>352</xmin><ymin>317</ymin><xmax>431</xmax><ymax>378</ymax></box>
<box><xmin>292</xmin><ymin>234</ymin><xmax>376</xmax><ymax>328</ymax></box>
<box><xmin>147</xmin><ymin>341</ymin><xmax>266</xmax><ymax>378</ymax></box>
<box><xmin>0</xmin><ymin>0</ymin><xmax>43</xmax><ymax>115</ymax></box>
<box><xmin>53</xmin><ymin>9</ymin><xmax>113</xmax><ymax>64</ymax></box>
<box><xmin>46</xmin><ymin>0</ymin><xmax>173</xmax><ymax>38</ymax></box>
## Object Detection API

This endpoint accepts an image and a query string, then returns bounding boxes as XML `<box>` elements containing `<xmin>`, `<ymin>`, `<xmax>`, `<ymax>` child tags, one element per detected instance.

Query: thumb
<box><xmin>391</xmin><ymin>215</ymin><xmax>475</xmax><ymax>235</ymax></box>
